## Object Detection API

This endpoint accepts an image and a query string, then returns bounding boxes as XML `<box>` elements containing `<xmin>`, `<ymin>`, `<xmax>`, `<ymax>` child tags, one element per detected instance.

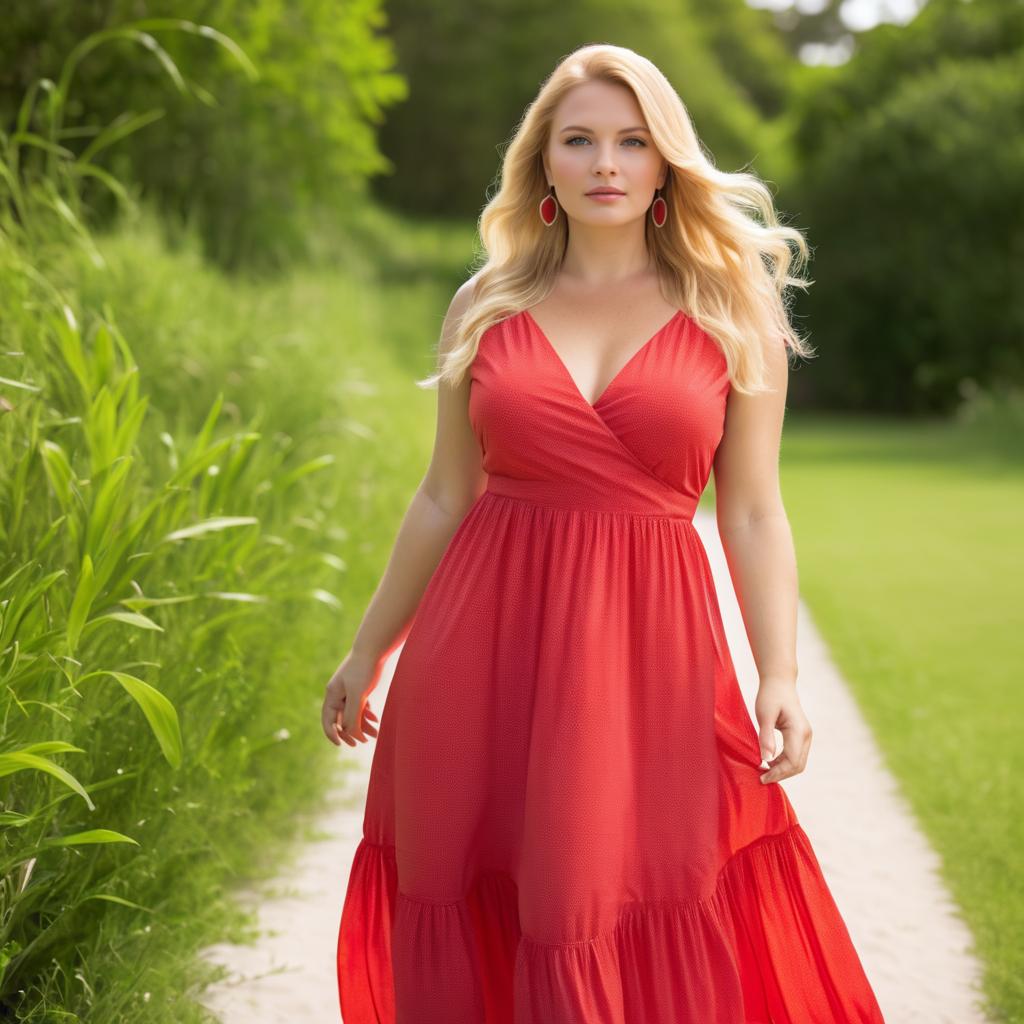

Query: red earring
<box><xmin>651</xmin><ymin>188</ymin><xmax>667</xmax><ymax>228</ymax></box>
<box><xmin>540</xmin><ymin>186</ymin><xmax>559</xmax><ymax>227</ymax></box>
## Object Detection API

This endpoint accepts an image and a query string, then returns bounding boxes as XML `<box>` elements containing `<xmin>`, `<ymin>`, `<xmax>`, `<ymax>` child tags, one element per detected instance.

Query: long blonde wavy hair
<box><xmin>418</xmin><ymin>42</ymin><xmax>814</xmax><ymax>396</ymax></box>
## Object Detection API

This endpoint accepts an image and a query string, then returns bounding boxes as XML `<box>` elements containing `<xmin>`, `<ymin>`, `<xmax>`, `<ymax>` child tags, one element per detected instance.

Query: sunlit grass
<box><xmin>778</xmin><ymin>413</ymin><xmax>1024</xmax><ymax>1022</ymax></box>
<box><xmin>0</xmin><ymin>196</ymin><xmax>464</xmax><ymax>1019</ymax></box>
<box><xmin>0</xmin><ymin>19</ymin><xmax>458</xmax><ymax>1017</ymax></box>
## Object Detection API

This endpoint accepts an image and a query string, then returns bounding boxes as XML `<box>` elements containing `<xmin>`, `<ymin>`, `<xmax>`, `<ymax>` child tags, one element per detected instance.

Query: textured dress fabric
<box><xmin>336</xmin><ymin>308</ymin><xmax>887</xmax><ymax>1024</ymax></box>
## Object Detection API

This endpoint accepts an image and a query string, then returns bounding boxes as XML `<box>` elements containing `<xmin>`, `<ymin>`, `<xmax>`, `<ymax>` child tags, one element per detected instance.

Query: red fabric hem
<box><xmin>337</xmin><ymin>821</ymin><xmax>886</xmax><ymax>1023</ymax></box>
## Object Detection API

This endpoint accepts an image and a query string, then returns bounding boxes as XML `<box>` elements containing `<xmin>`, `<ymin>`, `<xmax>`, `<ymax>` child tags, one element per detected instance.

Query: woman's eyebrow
<box><xmin>558</xmin><ymin>125</ymin><xmax>651</xmax><ymax>134</ymax></box>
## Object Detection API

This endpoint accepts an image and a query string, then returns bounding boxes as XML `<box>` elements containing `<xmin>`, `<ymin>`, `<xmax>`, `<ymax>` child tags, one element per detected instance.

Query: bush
<box><xmin>794</xmin><ymin>47</ymin><xmax>1024</xmax><ymax>413</ymax></box>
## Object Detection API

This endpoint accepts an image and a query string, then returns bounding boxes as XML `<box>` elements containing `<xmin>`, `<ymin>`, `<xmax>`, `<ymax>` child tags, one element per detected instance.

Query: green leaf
<box><xmin>80</xmin><ymin>670</ymin><xmax>182</xmax><ymax>769</ymax></box>
<box><xmin>85</xmin><ymin>455</ymin><xmax>134</xmax><ymax>557</ymax></box>
<box><xmin>0</xmin><ymin>750</ymin><xmax>94</xmax><ymax>811</ymax></box>
<box><xmin>0</xmin><ymin>812</ymin><xmax>34</xmax><ymax>828</ymax></box>
<box><xmin>66</xmin><ymin>553</ymin><xmax>96</xmax><ymax>654</ymax></box>
<box><xmin>118</xmin><ymin>594</ymin><xmax>195</xmax><ymax>611</ymax></box>
<box><xmin>38</xmin><ymin>440</ymin><xmax>74</xmax><ymax>511</ymax></box>
<box><xmin>4</xmin><ymin>741</ymin><xmax>85</xmax><ymax>757</ymax></box>
<box><xmin>161</xmin><ymin>516</ymin><xmax>258</xmax><ymax>542</ymax></box>
<box><xmin>76</xmin><ymin>892</ymin><xmax>151</xmax><ymax>912</ymax></box>
<box><xmin>273</xmin><ymin>453</ymin><xmax>335</xmax><ymax>491</ymax></box>
<box><xmin>77</xmin><ymin>108</ymin><xmax>166</xmax><ymax>165</ymax></box>
<box><xmin>85</xmin><ymin>610</ymin><xmax>164</xmax><ymax>633</ymax></box>
<box><xmin>41</xmin><ymin>828</ymin><xmax>139</xmax><ymax>848</ymax></box>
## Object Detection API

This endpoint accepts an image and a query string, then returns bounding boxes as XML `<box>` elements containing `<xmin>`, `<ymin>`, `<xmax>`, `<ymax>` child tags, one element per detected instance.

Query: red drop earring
<box><xmin>651</xmin><ymin>188</ymin><xmax>667</xmax><ymax>228</ymax></box>
<box><xmin>540</xmin><ymin>185</ymin><xmax>559</xmax><ymax>227</ymax></box>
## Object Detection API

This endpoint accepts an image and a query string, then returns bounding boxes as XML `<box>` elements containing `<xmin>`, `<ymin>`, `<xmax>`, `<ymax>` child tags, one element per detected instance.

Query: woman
<box><xmin>326</xmin><ymin>42</ymin><xmax>886</xmax><ymax>1024</ymax></box>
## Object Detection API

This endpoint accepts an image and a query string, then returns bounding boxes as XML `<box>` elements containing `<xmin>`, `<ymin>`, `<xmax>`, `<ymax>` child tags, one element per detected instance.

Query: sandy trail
<box><xmin>197</xmin><ymin>508</ymin><xmax>991</xmax><ymax>1023</ymax></box>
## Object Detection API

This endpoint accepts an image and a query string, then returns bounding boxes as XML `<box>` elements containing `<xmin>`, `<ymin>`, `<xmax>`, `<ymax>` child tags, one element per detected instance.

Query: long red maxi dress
<box><xmin>336</xmin><ymin>307</ymin><xmax>887</xmax><ymax>1024</ymax></box>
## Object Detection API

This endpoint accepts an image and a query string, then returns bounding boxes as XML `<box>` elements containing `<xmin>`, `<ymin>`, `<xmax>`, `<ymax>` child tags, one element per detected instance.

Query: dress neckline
<box><xmin>520</xmin><ymin>307</ymin><xmax>684</xmax><ymax>410</ymax></box>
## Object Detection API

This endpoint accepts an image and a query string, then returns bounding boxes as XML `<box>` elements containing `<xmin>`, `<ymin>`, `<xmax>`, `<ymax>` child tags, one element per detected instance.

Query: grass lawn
<box><xmin>773</xmin><ymin>413</ymin><xmax>1023</xmax><ymax>1024</ymax></box>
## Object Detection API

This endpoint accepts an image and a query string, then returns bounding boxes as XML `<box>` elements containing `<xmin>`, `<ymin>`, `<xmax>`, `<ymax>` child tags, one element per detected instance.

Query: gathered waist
<box><xmin>484</xmin><ymin>473</ymin><xmax>697</xmax><ymax>522</ymax></box>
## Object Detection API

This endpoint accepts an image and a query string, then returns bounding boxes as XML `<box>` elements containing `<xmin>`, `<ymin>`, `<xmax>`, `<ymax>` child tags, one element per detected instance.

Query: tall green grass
<box><xmin>0</xmin><ymin>23</ymin><xmax>450</xmax><ymax>1020</ymax></box>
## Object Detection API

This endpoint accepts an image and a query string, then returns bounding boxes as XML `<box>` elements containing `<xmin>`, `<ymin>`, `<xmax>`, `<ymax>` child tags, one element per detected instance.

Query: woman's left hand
<box><xmin>754</xmin><ymin>677</ymin><xmax>812</xmax><ymax>784</ymax></box>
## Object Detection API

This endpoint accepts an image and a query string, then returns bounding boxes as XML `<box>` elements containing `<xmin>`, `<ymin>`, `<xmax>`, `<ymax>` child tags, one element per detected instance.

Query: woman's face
<box><xmin>543</xmin><ymin>80</ymin><xmax>667</xmax><ymax>227</ymax></box>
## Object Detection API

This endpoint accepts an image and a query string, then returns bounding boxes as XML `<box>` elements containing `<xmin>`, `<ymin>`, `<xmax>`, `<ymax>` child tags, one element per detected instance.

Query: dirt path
<box><xmin>196</xmin><ymin>508</ymin><xmax>991</xmax><ymax>1023</ymax></box>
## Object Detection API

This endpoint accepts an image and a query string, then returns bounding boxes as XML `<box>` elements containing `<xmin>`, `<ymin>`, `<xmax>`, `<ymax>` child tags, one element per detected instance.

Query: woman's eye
<box><xmin>565</xmin><ymin>136</ymin><xmax>646</xmax><ymax>147</ymax></box>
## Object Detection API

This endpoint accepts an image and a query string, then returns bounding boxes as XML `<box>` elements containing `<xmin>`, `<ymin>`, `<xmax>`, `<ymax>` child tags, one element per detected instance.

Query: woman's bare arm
<box><xmin>321</xmin><ymin>276</ymin><xmax>487</xmax><ymax>746</ymax></box>
<box><xmin>348</xmin><ymin>279</ymin><xmax>487</xmax><ymax>665</ymax></box>
<box><xmin>711</xmin><ymin>337</ymin><xmax>811</xmax><ymax>783</ymax></box>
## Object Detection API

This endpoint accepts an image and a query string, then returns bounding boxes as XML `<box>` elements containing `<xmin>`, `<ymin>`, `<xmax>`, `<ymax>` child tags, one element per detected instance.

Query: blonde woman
<box><xmin>327</xmin><ymin>43</ymin><xmax>885</xmax><ymax>1024</ymax></box>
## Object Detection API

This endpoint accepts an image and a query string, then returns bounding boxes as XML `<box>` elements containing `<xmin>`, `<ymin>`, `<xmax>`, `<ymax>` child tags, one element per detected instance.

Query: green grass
<box><xmin>0</xmin><ymin>200</ymin><xmax>474</xmax><ymax>1020</ymax></box>
<box><xmin>778</xmin><ymin>413</ymin><xmax>1023</xmax><ymax>1024</ymax></box>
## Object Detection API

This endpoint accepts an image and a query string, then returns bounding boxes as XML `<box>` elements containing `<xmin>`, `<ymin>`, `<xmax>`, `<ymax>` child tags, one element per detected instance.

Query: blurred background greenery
<box><xmin>0</xmin><ymin>1</ymin><xmax>1020</xmax><ymax>1021</ymax></box>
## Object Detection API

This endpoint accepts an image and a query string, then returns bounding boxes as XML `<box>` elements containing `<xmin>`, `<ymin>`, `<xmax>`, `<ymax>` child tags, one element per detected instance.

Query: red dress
<box><xmin>336</xmin><ymin>308</ymin><xmax>886</xmax><ymax>1023</ymax></box>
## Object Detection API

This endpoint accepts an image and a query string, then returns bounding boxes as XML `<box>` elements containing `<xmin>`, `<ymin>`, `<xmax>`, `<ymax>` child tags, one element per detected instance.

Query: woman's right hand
<box><xmin>322</xmin><ymin>649</ymin><xmax>382</xmax><ymax>747</ymax></box>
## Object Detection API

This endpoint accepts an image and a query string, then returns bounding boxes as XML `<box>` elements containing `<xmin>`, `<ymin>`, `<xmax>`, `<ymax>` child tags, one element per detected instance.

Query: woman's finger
<box><xmin>760</xmin><ymin>751</ymin><xmax>793</xmax><ymax>783</ymax></box>
<box><xmin>322</xmin><ymin>699</ymin><xmax>343</xmax><ymax>745</ymax></box>
<box><xmin>781</xmin><ymin>720</ymin><xmax>812</xmax><ymax>774</ymax></box>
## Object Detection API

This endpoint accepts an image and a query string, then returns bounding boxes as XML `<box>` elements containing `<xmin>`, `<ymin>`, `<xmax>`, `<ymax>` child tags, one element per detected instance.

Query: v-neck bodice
<box><xmin>468</xmin><ymin>307</ymin><xmax>732</xmax><ymax>518</ymax></box>
<box><xmin>520</xmin><ymin>308</ymin><xmax>684</xmax><ymax>410</ymax></box>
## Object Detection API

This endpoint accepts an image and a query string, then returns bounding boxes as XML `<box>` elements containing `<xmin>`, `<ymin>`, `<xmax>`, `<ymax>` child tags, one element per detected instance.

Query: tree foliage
<box><xmin>789</xmin><ymin>0</ymin><xmax>1024</xmax><ymax>412</ymax></box>
<box><xmin>0</xmin><ymin>0</ymin><xmax>407</xmax><ymax>270</ymax></box>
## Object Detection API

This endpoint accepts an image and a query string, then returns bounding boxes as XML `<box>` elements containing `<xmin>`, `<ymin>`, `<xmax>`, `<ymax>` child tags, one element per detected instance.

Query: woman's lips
<box><xmin>587</xmin><ymin>192</ymin><xmax>625</xmax><ymax>202</ymax></box>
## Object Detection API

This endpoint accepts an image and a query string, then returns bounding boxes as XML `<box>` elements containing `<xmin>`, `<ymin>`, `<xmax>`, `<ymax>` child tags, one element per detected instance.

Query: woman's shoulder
<box><xmin>438</xmin><ymin>273</ymin><xmax>484</xmax><ymax>356</ymax></box>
